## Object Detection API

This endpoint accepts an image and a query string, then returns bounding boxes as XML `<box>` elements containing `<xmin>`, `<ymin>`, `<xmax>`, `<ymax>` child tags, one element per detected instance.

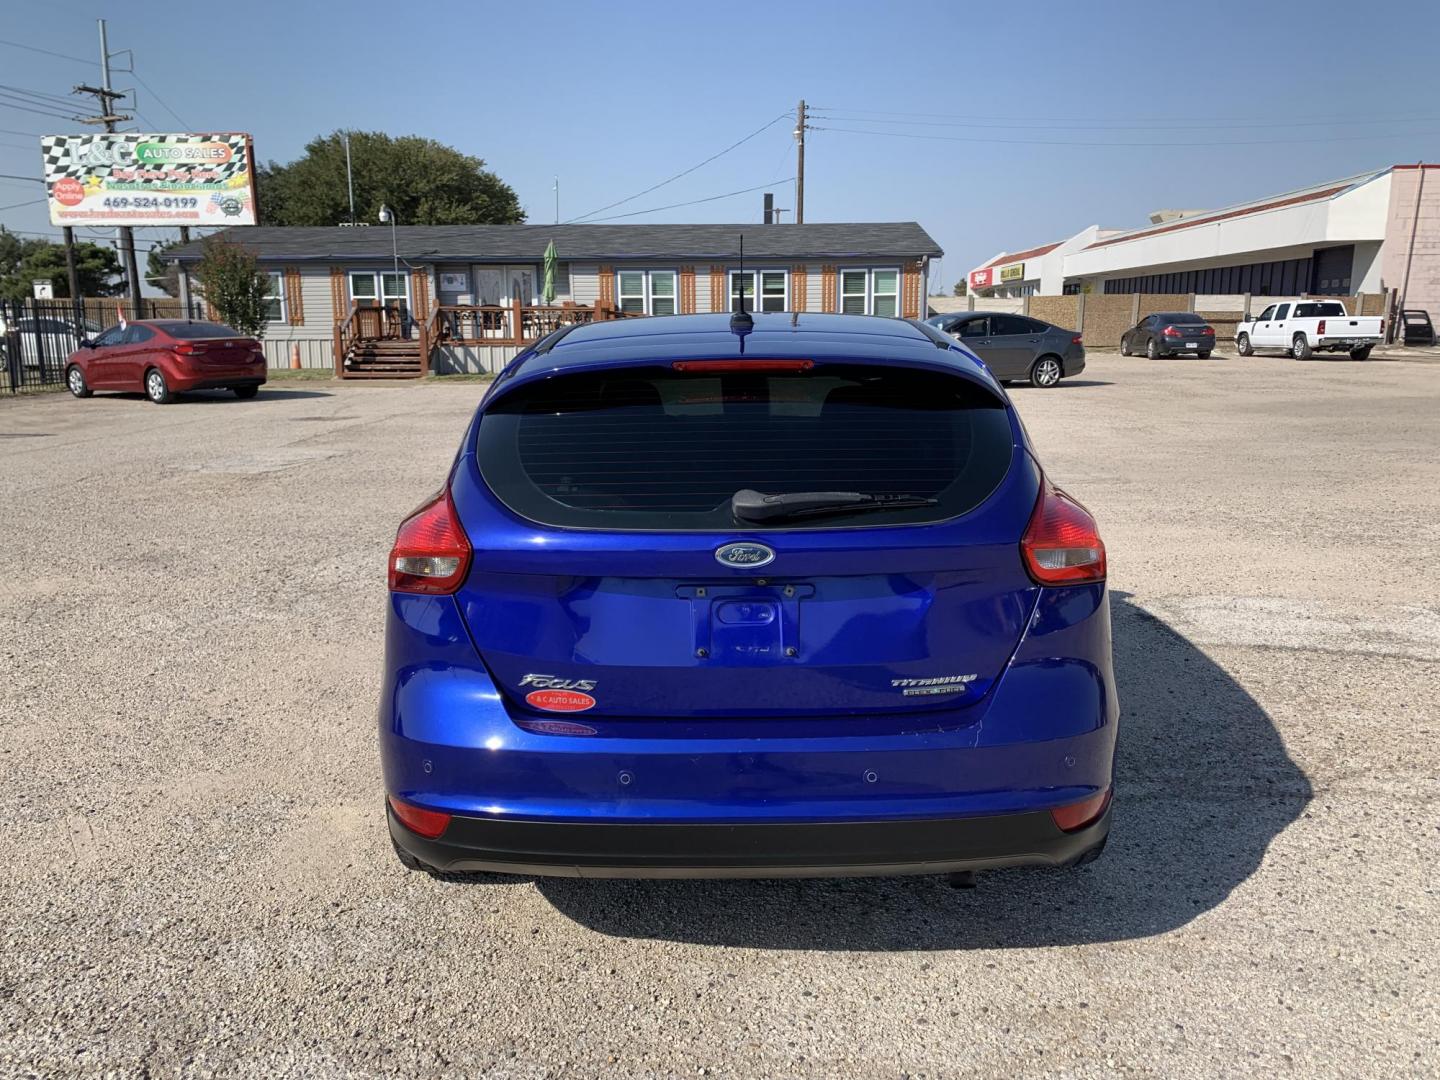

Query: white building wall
<box><xmin>569</xmin><ymin>264</ymin><xmax>599</xmax><ymax>306</ymax></box>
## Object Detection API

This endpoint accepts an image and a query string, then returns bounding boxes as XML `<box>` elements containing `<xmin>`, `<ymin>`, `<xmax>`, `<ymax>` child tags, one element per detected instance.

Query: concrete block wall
<box><xmin>1028</xmin><ymin>295</ymin><xmax>1080</xmax><ymax>330</ymax></box>
<box><xmin>1381</xmin><ymin>165</ymin><xmax>1440</xmax><ymax>324</ymax></box>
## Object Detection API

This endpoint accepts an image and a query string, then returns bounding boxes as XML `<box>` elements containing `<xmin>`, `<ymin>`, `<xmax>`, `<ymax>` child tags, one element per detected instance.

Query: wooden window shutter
<box><xmin>790</xmin><ymin>265</ymin><xmax>808</xmax><ymax>312</ymax></box>
<box><xmin>709</xmin><ymin>265</ymin><xmax>726</xmax><ymax>311</ymax></box>
<box><xmin>820</xmin><ymin>265</ymin><xmax>837</xmax><ymax>312</ymax></box>
<box><xmin>678</xmin><ymin>266</ymin><xmax>696</xmax><ymax>314</ymax></box>
<box><xmin>902</xmin><ymin>260</ymin><xmax>922</xmax><ymax>319</ymax></box>
<box><xmin>329</xmin><ymin>266</ymin><xmax>346</xmax><ymax>323</ymax></box>
<box><xmin>283</xmin><ymin>267</ymin><xmax>304</xmax><ymax>326</ymax></box>
<box><xmin>598</xmin><ymin>266</ymin><xmax>615</xmax><ymax>307</ymax></box>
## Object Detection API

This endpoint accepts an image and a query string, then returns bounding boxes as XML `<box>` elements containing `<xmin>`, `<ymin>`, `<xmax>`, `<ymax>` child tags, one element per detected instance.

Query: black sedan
<box><xmin>1121</xmin><ymin>312</ymin><xmax>1216</xmax><ymax>358</ymax></box>
<box><xmin>924</xmin><ymin>311</ymin><xmax>1086</xmax><ymax>387</ymax></box>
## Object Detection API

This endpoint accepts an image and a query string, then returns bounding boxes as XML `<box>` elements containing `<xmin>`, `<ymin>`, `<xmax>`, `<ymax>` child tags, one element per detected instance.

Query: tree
<box><xmin>0</xmin><ymin>228</ymin><xmax>122</xmax><ymax>301</ymax></box>
<box><xmin>194</xmin><ymin>237</ymin><xmax>271</xmax><ymax>338</ymax></box>
<box><xmin>257</xmin><ymin>131</ymin><xmax>524</xmax><ymax>227</ymax></box>
<box><xmin>147</xmin><ymin>239</ymin><xmax>182</xmax><ymax>297</ymax></box>
<box><xmin>953</xmin><ymin>279</ymin><xmax>968</xmax><ymax>297</ymax></box>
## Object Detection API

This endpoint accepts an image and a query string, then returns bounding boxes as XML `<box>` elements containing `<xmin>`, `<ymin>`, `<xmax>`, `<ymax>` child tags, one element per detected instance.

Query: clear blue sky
<box><xmin>3</xmin><ymin>0</ymin><xmax>1438</xmax><ymax>292</ymax></box>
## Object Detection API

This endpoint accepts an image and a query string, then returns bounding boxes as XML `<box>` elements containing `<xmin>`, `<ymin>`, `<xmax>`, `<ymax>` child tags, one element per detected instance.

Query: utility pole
<box><xmin>343</xmin><ymin>132</ymin><xmax>356</xmax><ymax>224</ymax></box>
<box><xmin>1398</xmin><ymin>162</ymin><xmax>1426</xmax><ymax>337</ymax></box>
<box><xmin>62</xmin><ymin>227</ymin><xmax>80</xmax><ymax>301</ymax></box>
<box><xmin>74</xmin><ymin>20</ymin><xmax>142</xmax><ymax>312</ymax></box>
<box><xmin>794</xmin><ymin>99</ymin><xmax>807</xmax><ymax>225</ymax></box>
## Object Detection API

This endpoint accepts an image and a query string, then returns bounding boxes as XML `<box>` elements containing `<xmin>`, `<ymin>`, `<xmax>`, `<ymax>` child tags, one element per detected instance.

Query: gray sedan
<box><xmin>925</xmin><ymin>311</ymin><xmax>1086</xmax><ymax>387</ymax></box>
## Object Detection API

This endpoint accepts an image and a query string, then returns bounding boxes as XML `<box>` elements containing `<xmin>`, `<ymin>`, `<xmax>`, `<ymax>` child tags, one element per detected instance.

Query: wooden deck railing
<box><xmin>343</xmin><ymin>301</ymin><xmax>643</xmax><ymax>373</ymax></box>
<box><xmin>429</xmin><ymin>302</ymin><xmax>639</xmax><ymax>348</ymax></box>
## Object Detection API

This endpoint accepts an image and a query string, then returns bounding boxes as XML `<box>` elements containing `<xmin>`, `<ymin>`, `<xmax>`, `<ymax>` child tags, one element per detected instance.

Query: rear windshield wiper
<box><xmin>732</xmin><ymin>488</ymin><xmax>938</xmax><ymax>522</ymax></box>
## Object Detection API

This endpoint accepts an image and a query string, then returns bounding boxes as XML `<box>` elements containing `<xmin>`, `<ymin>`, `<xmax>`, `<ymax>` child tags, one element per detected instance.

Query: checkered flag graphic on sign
<box><xmin>40</xmin><ymin>133</ymin><xmax>250</xmax><ymax>184</ymax></box>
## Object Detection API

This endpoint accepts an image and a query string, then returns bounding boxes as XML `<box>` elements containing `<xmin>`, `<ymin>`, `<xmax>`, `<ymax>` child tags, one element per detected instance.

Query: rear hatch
<box><xmin>452</xmin><ymin>357</ymin><xmax>1040</xmax><ymax>719</ymax></box>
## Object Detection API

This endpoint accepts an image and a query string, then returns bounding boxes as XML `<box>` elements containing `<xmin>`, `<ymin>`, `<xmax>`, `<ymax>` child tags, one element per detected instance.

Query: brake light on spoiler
<box><xmin>672</xmin><ymin>360</ymin><xmax>814</xmax><ymax>372</ymax></box>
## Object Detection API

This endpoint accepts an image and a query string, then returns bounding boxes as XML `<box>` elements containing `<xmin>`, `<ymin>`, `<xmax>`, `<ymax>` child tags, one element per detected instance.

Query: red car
<box><xmin>64</xmin><ymin>320</ymin><xmax>267</xmax><ymax>404</ymax></box>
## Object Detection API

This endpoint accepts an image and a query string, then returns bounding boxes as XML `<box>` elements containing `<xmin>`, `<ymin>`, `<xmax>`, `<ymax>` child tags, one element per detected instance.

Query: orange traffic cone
<box><xmin>290</xmin><ymin>343</ymin><xmax>302</xmax><ymax>370</ymax></box>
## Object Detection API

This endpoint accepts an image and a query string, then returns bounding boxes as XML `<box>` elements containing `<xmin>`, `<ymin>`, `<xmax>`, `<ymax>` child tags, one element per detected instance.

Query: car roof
<box><xmin>506</xmin><ymin>312</ymin><xmax>1000</xmax><ymax>394</ymax></box>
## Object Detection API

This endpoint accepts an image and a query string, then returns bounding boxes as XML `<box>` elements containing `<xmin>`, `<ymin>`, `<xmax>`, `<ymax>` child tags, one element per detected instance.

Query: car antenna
<box><xmin>730</xmin><ymin>233</ymin><xmax>753</xmax><ymax>346</ymax></box>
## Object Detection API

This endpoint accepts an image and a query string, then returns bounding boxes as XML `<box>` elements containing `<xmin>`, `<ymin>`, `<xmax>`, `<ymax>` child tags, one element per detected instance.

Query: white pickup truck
<box><xmin>1235</xmin><ymin>300</ymin><xmax>1383</xmax><ymax>361</ymax></box>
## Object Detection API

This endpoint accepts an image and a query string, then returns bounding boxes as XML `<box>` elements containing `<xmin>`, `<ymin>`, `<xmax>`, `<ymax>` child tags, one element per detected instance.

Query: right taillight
<box><xmin>389</xmin><ymin>488</ymin><xmax>472</xmax><ymax>594</ymax></box>
<box><xmin>1021</xmin><ymin>479</ymin><xmax>1106</xmax><ymax>585</ymax></box>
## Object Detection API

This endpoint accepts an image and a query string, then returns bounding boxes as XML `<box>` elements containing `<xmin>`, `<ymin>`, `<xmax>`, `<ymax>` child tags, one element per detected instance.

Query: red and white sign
<box><xmin>969</xmin><ymin>266</ymin><xmax>994</xmax><ymax>290</ymax></box>
<box><xmin>525</xmin><ymin>688</ymin><xmax>597</xmax><ymax>713</ymax></box>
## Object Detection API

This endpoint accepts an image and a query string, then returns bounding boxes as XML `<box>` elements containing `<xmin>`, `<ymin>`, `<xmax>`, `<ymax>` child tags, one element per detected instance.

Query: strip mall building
<box><xmin>968</xmin><ymin>165</ymin><xmax>1438</xmax><ymax>320</ymax></box>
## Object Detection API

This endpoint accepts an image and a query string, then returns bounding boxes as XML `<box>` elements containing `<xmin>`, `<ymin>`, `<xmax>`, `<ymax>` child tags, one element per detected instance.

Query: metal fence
<box><xmin>0</xmin><ymin>298</ymin><xmax>201</xmax><ymax>393</ymax></box>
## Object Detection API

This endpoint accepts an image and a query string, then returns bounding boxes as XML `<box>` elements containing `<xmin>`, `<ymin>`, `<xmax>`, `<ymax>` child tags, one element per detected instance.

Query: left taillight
<box><xmin>1161</xmin><ymin>325</ymin><xmax>1182</xmax><ymax>338</ymax></box>
<box><xmin>388</xmin><ymin>488</ymin><xmax>472</xmax><ymax>594</ymax></box>
<box><xmin>1020</xmin><ymin>478</ymin><xmax>1106</xmax><ymax>586</ymax></box>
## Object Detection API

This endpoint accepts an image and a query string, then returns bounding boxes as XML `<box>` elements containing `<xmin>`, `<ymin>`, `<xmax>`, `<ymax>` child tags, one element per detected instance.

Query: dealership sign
<box><xmin>998</xmin><ymin>262</ymin><xmax>1025</xmax><ymax>283</ymax></box>
<box><xmin>41</xmin><ymin>133</ymin><xmax>257</xmax><ymax>227</ymax></box>
<box><xmin>969</xmin><ymin>266</ymin><xmax>994</xmax><ymax>290</ymax></box>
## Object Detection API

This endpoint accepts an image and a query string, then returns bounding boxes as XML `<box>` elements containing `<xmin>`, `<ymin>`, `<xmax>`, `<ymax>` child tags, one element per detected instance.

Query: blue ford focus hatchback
<box><xmin>381</xmin><ymin>312</ymin><xmax>1116</xmax><ymax>879</ymax></box>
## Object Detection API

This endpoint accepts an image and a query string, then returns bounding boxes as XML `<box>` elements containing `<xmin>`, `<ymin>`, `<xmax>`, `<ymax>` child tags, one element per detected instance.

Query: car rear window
<box><xmin>1293</xmin><ymin>303</ymin><xmax>1346</xmax><ymax>318</ymax></box>
<box><xmin>1159</xmin><ymin>312</ymin><xmax>1205</xmax><ymax>323</ymax></box>
<box><xmin>162</xmin><ymin>321</ymin><xmax>241</xmax><ymax>339</ymax></box>
<box><xmin>476</xmin><ymin>364</ymin><xmax>1015</xmax><ymax>530</ymax></box>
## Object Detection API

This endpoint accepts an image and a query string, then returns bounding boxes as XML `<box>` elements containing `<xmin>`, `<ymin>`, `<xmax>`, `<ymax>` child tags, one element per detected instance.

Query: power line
<box><xmin>0</xmin><ymin>126</ymin><xmax>44</xmax><ymax>138</ymax></box>
<box><xmin>131</xmin><ymin>70</ymin><xmax>189</xmax><ymax>130</ymax></box>
<box><xmin>0</xmin><ymin>93</ymin><xmax>82</xmax><ymax>122</ymax></box>
<box><xmin>0</xmin><ymin>37</ymin><xmax>98</xmax><ymax>67</ymax></box>
<box><xmin>810</xmin><ymin>124</ymin><xmax>1440</xmax><ymax>149</ymax></box>
<box><xmin>0</xmin><ymin>82</ymin><xmax>83</xmax><ymax>108</ymax></box>
<box><xmin>810</xmin><ymin>112</ymin><xmax>1440</xmax><ymax>133</ymax></box>
<box><xmin>585</xmin><ymin>177</ymin><xmax>797</xmax><ymax>223</ymax></box>
<box><xmin>565</xmin><ymin>113</ymin><xmax>791</xmax><ymax>223</ymax></box>
<box><xmin>816</xmin><ymin>105</ymin><xmax>1439</xmax><ymax>126</ymax></box>
<box><xmin>0</xmin><ymin>196</ymin><xmax>46</xmax><ymax>212</ymax></box>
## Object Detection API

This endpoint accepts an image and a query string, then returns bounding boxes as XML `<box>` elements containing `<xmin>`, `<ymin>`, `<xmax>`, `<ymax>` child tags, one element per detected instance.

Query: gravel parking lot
<box><xmin>1</xmin><ymin>349</ymin><xmax>1436</xmax><ymax>1078</ymax></box>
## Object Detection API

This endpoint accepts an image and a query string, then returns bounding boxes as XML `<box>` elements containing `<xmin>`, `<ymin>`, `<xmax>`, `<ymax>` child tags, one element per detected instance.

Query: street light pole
<box><xmin>379</xmin><ymin>203</ymin><xmax>398</xmax><ymax>276</ymax></box>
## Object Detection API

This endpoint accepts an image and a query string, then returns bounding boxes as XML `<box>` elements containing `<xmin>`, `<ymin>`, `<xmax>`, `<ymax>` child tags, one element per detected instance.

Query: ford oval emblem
<box><xmin>715</xmin><ymin>541</ymin><xmax>776</xmax><ymax>569</ymax></box>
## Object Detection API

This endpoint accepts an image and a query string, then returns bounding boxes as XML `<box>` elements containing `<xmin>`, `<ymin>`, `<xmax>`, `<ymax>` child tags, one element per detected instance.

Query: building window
<box><xmin>729</xmin><ymin>270</ymin><xmax>788</xmax><ymax>312</ymax></box>
<box><xmin>348</xmin><ymin>270</ymin><xmax>409</xmax><ymax>312</ymax></box>
<box><xmin>839</xmin><ymin>268</ymin><xmax>899</xmax><ymax>316</ymax></box>
<box><xmin>264</xmin><ymin>271</ymin><xmax>284</xmax><ymax>323</ymax></box>
<box><xmin>618</xmin><ymin>271</ymin><xmax>646</xmax><ymax>314</ymax></box>
<box><xmin>618</xmin><ymin>270</ymin><xmax>677</xmax><ymax>315</ymax></box>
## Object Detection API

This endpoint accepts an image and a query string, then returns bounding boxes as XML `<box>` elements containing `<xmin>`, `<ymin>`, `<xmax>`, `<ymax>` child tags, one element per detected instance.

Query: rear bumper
<box><xmin>1315</xmin><ymin>337</ymin><xmax>1380</xmax><ymax>351</ymax></box>
<box><xmin>168</xmin><ymin>367</ymin><xmax>266</xmax><ymax>390</ymax></box>
<box><xmin>389</xmin><ymin>802</ymin><xmax>1111</xmax><ymax>878</ymax></box>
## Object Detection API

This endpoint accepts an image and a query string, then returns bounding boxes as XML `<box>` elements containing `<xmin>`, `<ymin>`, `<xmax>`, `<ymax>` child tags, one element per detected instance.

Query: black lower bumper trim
<box><xmin>388</xmin><ymin>804</ymin><xmax>1111</xmax><ymax>879</ymax></box>
<box><xmin>177</xmin><ymin>377</ymin><xmax>265</xmax><ymax>391</ymax></box>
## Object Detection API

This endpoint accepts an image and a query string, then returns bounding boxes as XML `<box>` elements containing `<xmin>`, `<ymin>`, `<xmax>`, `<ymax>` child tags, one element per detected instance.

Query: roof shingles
<box><xmin>166</xmin><ymin>222</ymin><xmax>942</xmax><ymax>263</ymax></box>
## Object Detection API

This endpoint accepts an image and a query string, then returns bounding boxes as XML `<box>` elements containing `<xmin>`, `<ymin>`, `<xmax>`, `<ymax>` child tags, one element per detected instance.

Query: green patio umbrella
<box><xmin>542</xmin><ymin>239</ymin><xmax>558</xmax><ymax>304</ymax></box>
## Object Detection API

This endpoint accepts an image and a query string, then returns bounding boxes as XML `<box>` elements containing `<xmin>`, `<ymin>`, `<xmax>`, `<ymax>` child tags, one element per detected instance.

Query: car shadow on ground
<box><xmin>100</xmin><ymin>388</ymin><xmax>335</xmax><ymax>403</ymax></box>
<box><xmin>533</xmin><ymin>592</ymin><xmax>1312</xmax><ymax>950</ymax></box>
